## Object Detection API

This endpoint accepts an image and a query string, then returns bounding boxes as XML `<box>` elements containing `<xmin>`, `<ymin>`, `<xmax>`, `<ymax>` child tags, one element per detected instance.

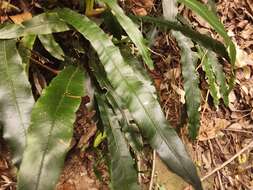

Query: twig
<box><xmin>30</xmin><ymin>57</ymin><xmax>59</xmax><ymax>75</ymax></box>
<box><xmin>201</xmin><ymin>90</ymin><xmax>210</xmax><ymax>120</ymax></box>
<box><xmin>236</xmin><ymin>178</ymin><xmax>252</xmax><ymax>190</ymax></box>
<box><xmin>201</xmin><ymin>140</ymin><xmax>253</xmax><ymax>181</ymax></box>
<box><xmin>148</xmin><ymin>48</ymin><xmax>167</xmax><ymax>62</ymax></box>
<box><xmin>222</xmin><ymin>128</ymin><xmax>253</xmax><ymax>134</ymax></box>
<box><xmin>136</xmin><ymin>154</ymin><xmax>142</xmax><ymax>185</ymax></box>
<box><xmin>208</xmin><ymin>140</ymin><xmax>224</xmax><ymax>190</ymax></box>
<box><xmin>217</xmin><ymin>171</ymin><xmax>224</xmax><ymax>190</ymax></box>
<box><xmin>149</xmin><ymin>150</ymin><xmax>156</xmax><ymax>190</ymax></box>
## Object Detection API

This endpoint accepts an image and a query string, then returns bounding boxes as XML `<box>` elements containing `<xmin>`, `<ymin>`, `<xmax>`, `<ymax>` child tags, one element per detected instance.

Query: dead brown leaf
<box><xmin>9</xmin><ymin>11</ymin><xmax>32</xmax><ymax>24</ymax></box>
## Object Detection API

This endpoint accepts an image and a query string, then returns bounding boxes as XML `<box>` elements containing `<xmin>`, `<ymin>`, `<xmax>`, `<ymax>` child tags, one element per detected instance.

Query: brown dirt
<box><xmin>0</xmin><ymin>139</ymin><xmax>16</xmax><ymax>190</ymax></box>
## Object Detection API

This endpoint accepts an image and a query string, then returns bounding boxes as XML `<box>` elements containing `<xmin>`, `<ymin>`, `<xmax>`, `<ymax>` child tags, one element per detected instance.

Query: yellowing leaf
<box><xmin>10</xmin><ymin>12</ymin><xmax>32</xmax><ymax>24</ymax></box>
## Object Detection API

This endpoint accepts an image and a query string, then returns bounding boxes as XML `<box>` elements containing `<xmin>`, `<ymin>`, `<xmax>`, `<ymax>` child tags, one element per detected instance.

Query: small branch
<box><xmin>136</xmin><ymin>154</ymin><xmax>142</xmax><ymax>185</ymax></box>
<box><xmin>149</xmin><ymin>150</ymin><xmax>156</xmax><ymax>190</ymax></box>
<box><xmin>201</xmin><ymin>140</ymin><xmax>253</xmax><ymax>181</ymax></box>
<box><xmin>30</xmin><ymin>57</ymin><xmax>59</xmax><ymax>75</ymax></box>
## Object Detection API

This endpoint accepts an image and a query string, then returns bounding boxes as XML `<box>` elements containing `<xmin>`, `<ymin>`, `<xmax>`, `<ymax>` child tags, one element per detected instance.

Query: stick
<box><xmin>149</xmin><ymin>150</ymin><xmax>156</xmax><ymax>190</ymax></box>
<box><xmin>201</xmin><ymin>140</ymin><xmax>253</xmax><ymax>181</ymax></box>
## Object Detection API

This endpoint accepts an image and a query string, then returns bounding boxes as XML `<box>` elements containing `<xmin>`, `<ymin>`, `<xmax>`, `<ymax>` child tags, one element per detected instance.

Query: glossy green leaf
<box><xmin>177</xmin><ymin>0</ymin><xmax>236</xmax><ymax>90</ymax></box>
<box><xmin>20</xmin><ymin>35</ymin><xmax>36</xmax><ymax>50</ymax></box>
<box><xmin>18</xmin><ymin>35</ymin><xmax>36</xmax><ymax>74</ymax></box>
<box><xmin>103</xmin><ymin>0</ymin><xmax>154</xmax><ymax>69</ymax></box>
<box><xmin>200</xmin><ymin>49</ymin><xmax>229</xmax><ymax>106</ymax></box>
<box><xmin>131</xmin><ymin>15</ymin><xmax>229</xmax><ymax>61</ymax></box>
<box><xmin>198</xmin><ymin>47</ymin><xmax>220</xmax><ymax>106</ymax></box>
<box><xmin>172</xmin><ymin>31</ymin><xmax>200</xmax><ymax>139</ymax></box>
<box><xmin>96</xmin><ymin>95</ymin><xmax>140</xmax><ymax>190</ymax></box>
<box><xmin>178</xmin><ymin>0</ymin><xmax>228</xmax><ymax>41</ymax></box>
<box><xmin>210</xmin><ymin>55</ymin><xmax>229</xmax><ymax>106</ymax></box>
<box><xmin>0</xmin><ymin>39</ymin><xmax>34</xmax><ymax>165</ymax></box>
<box><xmin>89</xmin><ymin>50</ymin><xmax>143</xmax><ymax>152</ymax></box>
<box><xmin>17</xmin><ymin>65</ymin><xmax>85</xmax><ymax>190</ymax></box>
<box><xmin>57</xmin><ymin>8</ymin><xmax>202</xmax><ymax>189</ymax></box>
<box><xmin>93</xmin><ymin>132</ymin><xmax>107</xmax><ymax>148</ymax></box>
<box><xmin>162</xmin><ymin>0</ymin><xmax>200</xmax><ymax>139</ymax></box>
<box><xmin>0</xmin><ymin>12</ymin><xmax>69</xmax><ymax>39</ymax></box>
<box><xmin>38</xmin><ymin>34</ymin><xmax>65</xmax><ymax>61</ymax></box>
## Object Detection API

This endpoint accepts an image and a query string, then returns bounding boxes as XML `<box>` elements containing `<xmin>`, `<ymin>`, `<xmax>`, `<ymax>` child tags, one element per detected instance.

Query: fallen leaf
<box><xmin>171</xmin><ymin>84</ymin><xmax>185</xmax><ymax>104</ymax></box>
<box><xmin>242</xmin><ymin>66</ymin><xmax>251</xmax><ymax>79</ymax></box>
<box><xmin>10</xmin><ymin>12</ymin><xmax>32</xmax><ymax>24</ymax></box>
<box><xmin>198</xmin><ymin>118</ymin><xmax>230</xmax><ymax>141</ymax></box>
<box><xmin>227</xmin><ymin>123</ymin><xmax>242</xmax><ymax>130</ymax></box>
<box><xmin>235</xmin><ymin>44</ymin><xmax>253</xmax><ymax>68</ymax></box>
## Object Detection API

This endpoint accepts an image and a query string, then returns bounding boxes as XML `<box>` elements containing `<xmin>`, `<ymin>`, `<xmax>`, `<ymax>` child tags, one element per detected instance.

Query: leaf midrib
<box><xmin>104</xmin><ymin>108</ymin><xmax>136</xmax><ymax>189</ymax></box>
<box><xmin>106</xmin><ymin>0</ymin><xmax>152</xmax><ymax>68</ymax></box>
<box><xmin>3</xmin><ymin>40</ymin><xmax>27</xmax><ymax>143</ymax></box>
<box><xmin>61</xmin><ymin>9</ymin><xmax>196</xmax><ymax>184</ymax></box>
<box><xmin>34</xmin><ymin>67</ymin><xmax>78</xmax><ymax>190</ymax></box>
<box><xmin>96</xmin><ymin>36</ymin><xmax>191</xmax><ymax>178</ymax></box>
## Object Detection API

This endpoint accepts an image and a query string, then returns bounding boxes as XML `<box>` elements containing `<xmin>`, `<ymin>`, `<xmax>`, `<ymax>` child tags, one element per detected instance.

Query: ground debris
<box><xmin>0</xmin><ymin>140</ymin><xmax>16</xmax><ymax>190</ymax></box>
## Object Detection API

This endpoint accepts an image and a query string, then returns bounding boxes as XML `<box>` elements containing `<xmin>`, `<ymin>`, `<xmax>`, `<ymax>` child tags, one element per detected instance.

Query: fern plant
<box><xmin>0</xmin><ymin>0</ymin><xmax>235</xmax><ymax>189</ymax></box>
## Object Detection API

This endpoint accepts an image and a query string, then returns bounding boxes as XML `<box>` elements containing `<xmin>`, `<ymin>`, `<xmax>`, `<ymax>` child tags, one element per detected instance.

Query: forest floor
<box><xmin>0</xmin><ymin>0</ymin><xmax>253</xmax><ymax>190</ymax></box>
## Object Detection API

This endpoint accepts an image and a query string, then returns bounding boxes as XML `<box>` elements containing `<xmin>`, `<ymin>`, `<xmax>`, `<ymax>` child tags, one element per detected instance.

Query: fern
<box><xmin>0</xmin><ymin>1</ymin><xmax>235</xmax><ymax>189</ymax></box>
<box><xmin>18</xmin><ymin>66</ymin><xmax>85</xmax><ymax>190</ymax></box>
<box><xmin>38</xmin><ymin>34</ymin><xmax>65</xmax><ymax>61</ymax></box>
<box><xmin>0</xmin><ymin>39</ymin><xmax>34</xmax><ymax>165</ymax></box>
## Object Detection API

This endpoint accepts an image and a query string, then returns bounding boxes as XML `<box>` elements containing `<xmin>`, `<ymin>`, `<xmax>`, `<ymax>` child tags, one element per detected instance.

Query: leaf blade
<box><xmin>18</xmin><ymin>35</ymin><xmax>36</xmax><ymax>74</ymax></box>
<box><xmin>172</xmin><ymin>31</ymin><xmax>201</xmax><ymax>140</ymax></box>
<box><xmin>0</xmin><ymin>39</ymin><xmax>34</xmax><ymax>165</ymax></box>
<box><xmin>17</xmin><ymin>66</ymin><xmax>85</xmax><ymax>190</ymax></box>
<box><xmin>130</xmin><ymin>15</ymin><xmax>229</xmax><ymax>61</ymax></box>
<box><xmin>38</xmin><ymin>34</ymin><xmax>65</xmax><ymax>61</ymax></box>
<box><xmin>96</xmin><ymin>95</ymin><xmax>140</xmax><ymax>190</ymax></box>
<box><xmin>177</xmin><ymin>0</ymin><xmax>236</xmax><ymax>63</ymax></box>
<box><xmin>203</xmin><ymin>50</ymin><xmax>229</xmax><ymax>105</ymax></box>
<box><xmin>89</xmin><ymin>50</ymin><xmax>143</xmax><ymax>152</ymax></box>
<box><xmin>0</xmin><ymin>12</ymin><xmax>69</xmax><ymax>39</ymax></box>
<box><xmin>103</xmin><ymin>0</ymin><xmax>154</xmax><ymax>69</ymax></box>
<box><xmin>199</xmin><ymin>48</ymin><xmax>220</xmax><ymax>106</ymax></box>
<box><xmin>162</xmin><ymin>0</ymin><xmax>200</xmax><ymax>139</ymax></box>
<box><xmin>57</xmin><ymin>8</ymin><xmax>202</xmax><ymax>189</ymax></box>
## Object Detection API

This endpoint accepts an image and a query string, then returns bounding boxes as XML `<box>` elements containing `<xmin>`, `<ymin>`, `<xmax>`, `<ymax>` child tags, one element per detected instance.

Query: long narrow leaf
<box><xmin>17</xmin><ymin>66</ymin><xmax>85</xmax><ymax>190</ymax></box>
<box><xmin>57</xmin><ymin>8</ymin><xmax>202</xmax><ymax>189</ymax></box>
<box><xmin>202</xmin><ymin>49</ymin><xmax>229</xmax><ymax>105</ymax></box>
<box><xmin>172</xmin><ymin>31</ymin><xmax>200</xmax><ymax>139</ymax></box>
<box><xmin>130</xmin><ymin>15</ymin><xmax>229</xmax><ymax>61</ymax></box>
<box><xmin>89</xmin><ymin>51</ymin><xmax>143</xmax><ymax>151</ymax></box>
<box><xmin>38</xmin><ymin>34</ymin><xmax>65</xmax><ymax>61</ymax></box>
<box><xmin>177</xmin><ymin>0</ymin><xmax>236</xmax><ymax>90</ymax></box>
<box><xmin>18</xmin><ymin>35</ymin><xmax>36</xmax><ymax>74</ymax></box>
<box><xmin>199</xmin><ymin>48</ymin><xmax>220</xmax><ymax>106</ymax></box>
<box><xmin>103</xmin><ymin>0</ymin><xmax>154</xmax><ymax>69</ymax></box>
<box><xmin>210</xmin><ymin>54</ymin><xmax>229</xmax><ymax>105</ymax></box>
<box><xmin>0</xmin><ymin>39</ymin><xmax>34</xmax><ymax>165</ymax></box>
<box><xmin>178</xmin><ymin>0</ymin><xmax>228</xmax><ymax>41</ymax></box>
<box><xmin>96</xmin><ymin>95</ymin><xmax>140</xmax><ymax>190</ymax></box>
<box><xmin>162</xmin><ymin>0</ymin><xmax>200</xmax><ymax>139</ymax></box>
<box><xmin>0</xmin><ymin>12</ymin><xmax>69</xmax><ymax>39</ymax></box>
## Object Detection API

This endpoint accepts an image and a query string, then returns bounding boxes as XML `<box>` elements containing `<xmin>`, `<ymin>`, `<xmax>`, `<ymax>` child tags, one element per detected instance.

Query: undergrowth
<box><xmin>0</xmin><ymin>0</ymin><xmax>235</xmax><ymax>189</ymax></box>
